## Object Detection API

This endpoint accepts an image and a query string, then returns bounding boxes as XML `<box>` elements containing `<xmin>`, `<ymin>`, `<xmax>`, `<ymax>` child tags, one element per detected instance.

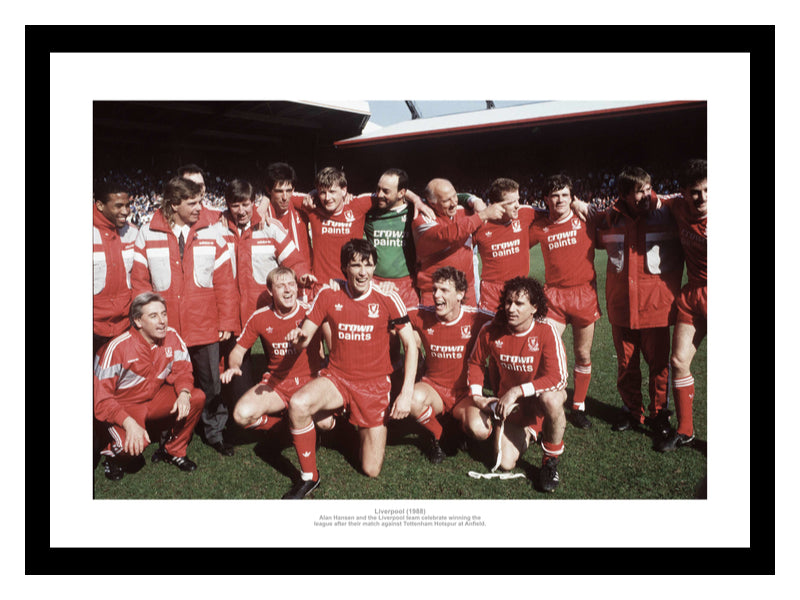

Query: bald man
<box><xmin>411</xmin><ymin>178</ymin><xmax>502</xmax><ymax>306</ymax></box>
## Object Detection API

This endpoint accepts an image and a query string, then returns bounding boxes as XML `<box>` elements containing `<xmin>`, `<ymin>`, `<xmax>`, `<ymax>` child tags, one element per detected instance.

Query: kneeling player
<box><xmin>222</xmin><ymin>267</ymin><xmax>323</xmax><ymax>437</ymax></box>
<box><xmin>466</xmin><ymin>277</ymin><xmax>568</xmax><ymax>492</ymax></box>
<box><xmin>282</xmin><ymin>239</ymin><xmax>419</xmax><ymax>499</ymax></box>
<box><xmin>407</xmin><ymin>266</ymin><xmax>493</xmax><ymax>463</ymax></box>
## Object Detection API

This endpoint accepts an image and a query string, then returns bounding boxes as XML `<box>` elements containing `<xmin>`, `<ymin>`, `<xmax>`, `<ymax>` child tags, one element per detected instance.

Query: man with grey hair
<box><xmin>94</xmin><ymin>292</ymin><xmax>205</xmax><ymax>481</ymax></box>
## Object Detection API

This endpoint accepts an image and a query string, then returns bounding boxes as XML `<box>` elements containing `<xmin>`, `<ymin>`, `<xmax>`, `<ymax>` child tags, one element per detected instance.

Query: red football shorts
<box><xmin>320</xmin><ymin>367</ymin><xmax>392</xmax><ymax>429</ymax></box>
<box><xmin>507</xmin><ymin>399</ymin><xmax>544</xmax><ymax>439</ymax></box>
<box><xmin>260</xmin><ymin>373</ymin><xmax>315</xmax><ymax>409</ymax></box>
<box><xmin>373</xmin><ymin>275</ymin><xmax>420</xmax><ymax>310</ymax></box>
<box><xmin>544</xmin><ymin>282</ymin><xmax>602</xmax><ymax>327</ymax></box>
<box><xmin>676</xmin><ymin>284</ymin><xmax>707</xmax><ymax>326</ymax></box>
<box><xmin>420</xmin><ymin>376</ymin><xmax>469</xmax><ymax>414</ymax></box>
<box><xmin>479</xmin><ymin>280</ymin><xmax>505</xmax><ymax>313</ymax></box>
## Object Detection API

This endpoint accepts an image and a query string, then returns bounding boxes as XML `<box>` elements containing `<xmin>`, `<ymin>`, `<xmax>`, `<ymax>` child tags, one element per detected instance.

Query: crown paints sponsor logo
<box><xmin>337</xmin><ymin>322</ymin><xmax>374</xmax><ymax>341</ymax></box>
<box><xmin>489</xmin><ymin>238</ymin><xmax>521</xmax><ymax>258</ymax></box>
<box><xmin>271</xmin><ymin>342</ymin><xmax>298</xmax><ymax>356</ymax></box>
<box><xmin>546</xmin><ymin>229</ymin><xmax>579</xmax><ymax>250</ymax></box>
<box><xmin>499</xmin><ymin>353</ymin><xmax>535</xmax><ymax>372</ymax></box>
<box><xmin>322</xmin><ymin>220</ymin><xmax>354</xmax><ymax>235</ymax></box>
<box><xmin>429</xmin><ymin>344</ymin><xmax>465</xmax><ymax>359</ymax></box>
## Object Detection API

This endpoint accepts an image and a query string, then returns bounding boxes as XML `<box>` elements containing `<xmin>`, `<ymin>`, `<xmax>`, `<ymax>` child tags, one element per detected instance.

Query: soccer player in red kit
<box><xmin>300</xmin><ymin>167</ymin><xmax>375</xmax><ymax>286</ymax></box>
<box><xmin>529</xmin><ymin>174</ymin><xmax>603</xmax><ymax>430</ymax></box>
<box><xmin>413</xmin><ymin>178</ymin><xmax>504</xmax><ymax>307</ymax></box>
<box><xmin>656</xmin><ymin>159</ymin><xmax>707</xmax><ymax>452</ymax></box>
<box><xmin>472</xmin><ymin>178</ymin><xmax>537</xmax><ymax>313</ymax></box>
<box><xmin>466</xmin><ymin>277</ymin><xmax>569</xmax><ymax>492</ymax></box>
<box><xmin>281</xmin><ymin>239</ymin><xmax>419</xmax><ymax>499</ymax></box>
<box><xmin>407</xmin><ymin>267</ymin><xmax>494</xmax><ymax>463</ymax></box>
<box><xmin>221</xmin><ymin>267</ymin><xmax>323</xmax><ymax>437</ymax></box>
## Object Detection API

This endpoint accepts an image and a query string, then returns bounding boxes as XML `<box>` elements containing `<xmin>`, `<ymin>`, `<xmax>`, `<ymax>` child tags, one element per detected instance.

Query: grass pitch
<box><xmin>93</xmin><ymin>250</ymin><xmax>707</xmax><ymax>500</ymax></box>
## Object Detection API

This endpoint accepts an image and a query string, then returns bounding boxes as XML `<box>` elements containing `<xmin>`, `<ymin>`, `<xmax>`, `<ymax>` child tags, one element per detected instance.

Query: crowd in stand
<box><xmin>94</xmin><ymin>163</ymin><xmax>682</xmax><ymax>226</ymax></box>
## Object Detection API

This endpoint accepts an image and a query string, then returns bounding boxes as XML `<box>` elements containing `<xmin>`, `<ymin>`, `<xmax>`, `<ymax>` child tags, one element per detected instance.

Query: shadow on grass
<box><xmin>250</xmin><ymin>425</ymin><xmax>298</xmax><ymax>481</ymax></box>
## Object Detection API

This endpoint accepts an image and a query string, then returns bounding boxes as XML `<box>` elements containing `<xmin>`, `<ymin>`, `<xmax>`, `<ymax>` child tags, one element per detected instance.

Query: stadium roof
<box><xmin>93</xmin><ymin>100</ymin><xmax>371</xmax><ymax>158</ymax></box>
<box><xmin>335</xmin><ymin>100</ymin><xmax>706</xmax><ymax>148</ymax></box>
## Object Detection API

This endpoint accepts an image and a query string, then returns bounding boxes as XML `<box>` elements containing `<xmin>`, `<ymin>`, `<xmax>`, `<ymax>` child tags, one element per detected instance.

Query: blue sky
<box><xmin>366</xmin><ymin>100</ymin><xmax>537</xmax><ymax>127</ymax></box>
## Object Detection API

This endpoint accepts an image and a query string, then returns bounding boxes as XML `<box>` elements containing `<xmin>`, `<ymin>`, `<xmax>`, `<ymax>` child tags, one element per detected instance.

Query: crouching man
<box><xmin>93</xmin><ymin>292</ymin><xmax>205</xmax><ymax>480</ymax></box>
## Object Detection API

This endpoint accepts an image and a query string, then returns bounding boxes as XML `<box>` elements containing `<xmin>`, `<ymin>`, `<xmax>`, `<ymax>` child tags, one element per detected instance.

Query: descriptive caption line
<box><xmin>313</xmin><ymin>508</ymin><xmax>485</xmax><ymax>528</ymax></box>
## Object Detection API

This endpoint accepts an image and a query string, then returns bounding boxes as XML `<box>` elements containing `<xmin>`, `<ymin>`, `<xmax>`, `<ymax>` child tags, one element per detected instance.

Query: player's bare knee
<box><xmin>232</xmin><ymin>404</ymin><xmax>253</xmax><ymax>427</ymax></box>
<box><xmin>499</xmin><ymin>454</ymin><xmax>519</xmax><ymax>472</ymax></box>
<box><xmin>540</xmin><ymin>391</ymin><xmax>567</xmax><ymax>415</ymax></box>
<box><xmin>670</xmin><ymin>353</ymin><xmax>690</xmax><ymax>376</ymax></box>
<box><xmin>288</xmin><ymin>391</ymin><xmax>314</xmax><ymax>419</ymax></box>
<box><xmin>362</xmin><ymin>460</ymin><xmax>383</xmax><ymax>478</ymax></box>
<box><xmin>465</xmin><ymin>418</ymin><xmax>492</xmax><ymax>441</ymax></box>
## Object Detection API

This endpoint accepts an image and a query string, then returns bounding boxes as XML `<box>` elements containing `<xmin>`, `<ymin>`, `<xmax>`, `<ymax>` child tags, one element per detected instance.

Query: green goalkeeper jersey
<box><xmin>364</xmin><ymin>202</ymin><xmax>416</xmax><ymax>280</ymax></box>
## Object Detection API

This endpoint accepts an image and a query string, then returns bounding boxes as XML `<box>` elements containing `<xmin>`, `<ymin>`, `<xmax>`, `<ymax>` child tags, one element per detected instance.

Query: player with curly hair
<box><xmin>466</xmin><ymin>277</ymin><xmax>569</xmax><ymax>492</ymax></box>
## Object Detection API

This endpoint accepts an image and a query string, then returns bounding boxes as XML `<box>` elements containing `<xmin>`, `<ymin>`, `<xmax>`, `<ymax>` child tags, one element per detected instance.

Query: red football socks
<box><xmin>572</xmin><ymin>363</ymin><xmax>592</xmax><ymax>410</ymax></box>
<box><xmin>290</xmin><ymin>421</ymin><xmax>318</xmax><ymax>481</ymax></box>
<box><xmin>248</xmin><ymin>414</ymin><xmax>284</xmax><ymax>432</ymax></box>
<box><xmin>672</xmin><ymin>375</ymin><xmax>695</xmax><ymax>437</ymax></box>
<box><xmin>541</xmin><ymin>439</ymin><xmax>565</xmax><ymax>462</ymax></box>
<box><xmin>417</xmin><ymin>405</ymin><xmax>443</xmax><ymax>440</ymax></box>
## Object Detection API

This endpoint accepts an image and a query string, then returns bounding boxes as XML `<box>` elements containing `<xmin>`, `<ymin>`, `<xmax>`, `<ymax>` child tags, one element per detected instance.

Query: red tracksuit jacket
<box><xmin>131</xmin><ymin>207</ymin><xmax>239</xmax><ymax>347</ymax></box>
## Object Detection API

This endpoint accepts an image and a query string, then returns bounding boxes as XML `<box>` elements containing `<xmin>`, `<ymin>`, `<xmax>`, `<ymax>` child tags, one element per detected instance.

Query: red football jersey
<box><xmin>305</xmin><ymin>281</ymin><xmax>408</xmax><ymax>378</ymax></box>
<box><xmin>473</xmin><ymin>206</ymin><xmax>536</xmax><ymax>283</ymax></box>
<box><xmin>468</xmin><ymin>318</ymin><xmax>568</xmax><ymax>398</ymax></box>
<box><xmin>409</xmin><ymin>305</ymin><xmax>494</xmax><ymax>392</ymax></box>
<box><xmin>237</xmin><ymin>301</ymin><xmax>320</xmax><ymax>381</ymax></box>
<box><xmin>304</xmin><ymin>194</ymin><xmax>373</xmax><ymax>284</ymax></box>
<box><xmin>663</xmin><ymin>195</ymin><xmax>707</xmax><ymax>286</ymax></box>
<box><xmin>412</xmin><ymin>206</ymin><xmax>483</xmax><ymax>300</ymax></box>
<box><xmin>529</xmin><ymin>209</ymin><xmax>597</xmax><ymax>288</ymax></box>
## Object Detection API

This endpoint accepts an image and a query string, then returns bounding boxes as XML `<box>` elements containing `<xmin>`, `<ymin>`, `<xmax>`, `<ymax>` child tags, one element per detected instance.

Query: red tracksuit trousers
<box><xmin>611</xmin><ymin>325</ymin><xmax>670</xmax><ymax>422</ymax></box>
<box><xmin>101</xmin><ymin>385</ymin><xmax>206</xmax><ymax>458</ymax></box>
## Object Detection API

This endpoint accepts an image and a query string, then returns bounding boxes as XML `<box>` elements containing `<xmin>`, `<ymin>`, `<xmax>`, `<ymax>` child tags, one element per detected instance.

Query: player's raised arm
<box><xmin>286</xmin><ymin>318</ymin><xmax>320</xmax><ymax>350</ymax></box>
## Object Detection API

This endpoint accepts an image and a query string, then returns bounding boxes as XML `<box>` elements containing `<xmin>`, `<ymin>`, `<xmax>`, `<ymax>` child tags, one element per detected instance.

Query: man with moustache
<box><xmin>363</xmin><ymin>168</ymin><xmax>420</xmax><ymax>310</ymax></box>
<box><xmin>466</xmin><ymin>277</ymin><xmax>569</xmax><ymax>493</ymax></box>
